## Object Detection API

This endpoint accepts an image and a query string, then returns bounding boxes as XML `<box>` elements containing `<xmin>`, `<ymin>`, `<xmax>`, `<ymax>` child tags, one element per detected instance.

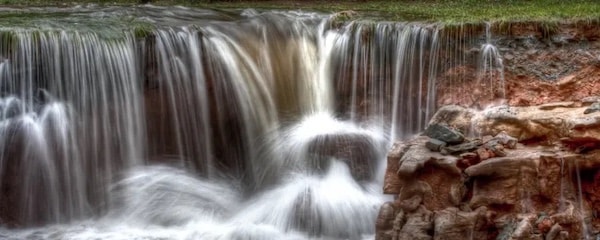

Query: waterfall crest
<box><xmin>0</xmin><ymin>5</ymin><xmax>503</xmax><ymax>239</ymax></box>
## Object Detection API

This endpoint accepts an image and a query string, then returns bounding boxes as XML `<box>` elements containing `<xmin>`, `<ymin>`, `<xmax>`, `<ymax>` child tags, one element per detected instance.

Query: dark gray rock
<box><xmin>424</xmin><ymin>124</ymin><xmax>465</xmax><ymax>144</ymax></box>
<box><xmin>443</xmin><ymin>139</ymin><xmax>482</xmax><ymax>154</ymax></box>
<box><xmin>425</xmin><ymin>138</ymin><xmax>447</xmax><ymax>152</ymax></box>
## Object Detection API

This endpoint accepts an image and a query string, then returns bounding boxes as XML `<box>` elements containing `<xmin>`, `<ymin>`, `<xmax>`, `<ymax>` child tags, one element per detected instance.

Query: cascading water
<box><xmin>0</xmin><ymin>5</ymin><xmax>460</xmax><ymax>240</ymax></box>
<box><xmin>478</xmin><ymin>22</ymin><xmax>505</xmax><ymax>101</ymax></box>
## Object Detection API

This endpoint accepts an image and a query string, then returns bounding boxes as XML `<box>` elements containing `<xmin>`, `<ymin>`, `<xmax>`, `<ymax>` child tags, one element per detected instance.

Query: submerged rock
<box><xmin>307</xmin><ymin>133</ymin><xmax>380</xmax><ymax>181</ymax></box>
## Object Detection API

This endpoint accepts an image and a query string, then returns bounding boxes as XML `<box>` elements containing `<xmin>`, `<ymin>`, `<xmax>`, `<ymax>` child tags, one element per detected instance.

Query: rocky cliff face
<box><xmin>376</xmin><ymin>21</ymin><xmax>600</xmax><ymax>240</ymax></box>
<box><xmin>377</xmin><ymin>104</ymin><xmax>600</xmax><ymax>240</ymax></box>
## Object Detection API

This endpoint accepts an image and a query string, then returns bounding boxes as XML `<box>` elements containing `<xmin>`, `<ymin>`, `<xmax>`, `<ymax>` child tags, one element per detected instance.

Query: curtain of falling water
<box><xmin>324</xmin><ymin>22</ymin><xmax>441</xmax><ymax>139</ymax></box>
<box><xmin>0</xmin><ymin>30</ymin><xmax>145</xmax><ymax>225</ymax></box>
<box><xmin>147</xmin><ymin>14</ymin><xmax>327</xmax><ymax>188</ymax></box>
<box><xmin>0</xmin><ymin>9</ymin><xmax>494</xmax><ymax>239</ymax></box>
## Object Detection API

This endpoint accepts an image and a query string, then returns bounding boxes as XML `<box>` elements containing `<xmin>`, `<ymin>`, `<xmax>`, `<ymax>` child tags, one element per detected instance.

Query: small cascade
<box><xmin>478</xmin><ymin>22</ymin><xmax>505</xmax><ymax>101</ymax></box>
<box><xmin>323</xmin><ymin>21</ymin><xmax>442</xmax><ymax>139</ymax></box>
<box><xmin>0</xmin><ymin>30</ymin><xmax>145</xmax><ymax>225</ymax></box>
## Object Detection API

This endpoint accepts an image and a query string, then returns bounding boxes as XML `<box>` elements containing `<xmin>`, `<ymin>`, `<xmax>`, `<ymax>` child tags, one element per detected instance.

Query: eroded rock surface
<box><xmin>377</xmin><ymin>102</ymin><xmax>600</xmax><ymax>240</ymax></box>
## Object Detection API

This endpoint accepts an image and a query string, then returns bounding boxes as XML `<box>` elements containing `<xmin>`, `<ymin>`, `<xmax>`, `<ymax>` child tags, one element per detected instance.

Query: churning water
<box><xmin>0</xmin><ymin>4</ymin><xmax>498</xmax><ymax>240</ymax></box>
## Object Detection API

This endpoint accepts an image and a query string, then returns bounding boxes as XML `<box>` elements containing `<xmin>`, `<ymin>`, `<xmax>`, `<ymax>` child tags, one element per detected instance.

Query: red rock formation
<box><xmin>377</xmin><ymin>104</ymin><xmax>600</xmax><ymax>240</ymax></box>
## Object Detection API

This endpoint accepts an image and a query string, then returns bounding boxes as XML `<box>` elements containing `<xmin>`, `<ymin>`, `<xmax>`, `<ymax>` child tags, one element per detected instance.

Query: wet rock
<box><xmin>433</xmin><ymin>207</ymin><xmax>486</xmax><ymax>240</ymax></box>
<box><xmin>376</xmin><ymin>202</ymin><xmax>396</xmax><ymax>231</ymax></box>
<box><xmin>550</xmin><ymin>201</ymin><xmax>579</xmax><ymax>225</ymax></box>
<box><xmin>425</xmin><ymin>138</ymin><xmax>447</xmax><ymax>152</ymax></box>
<box><xmin>424</xmin><ymin>123</ymin><xmax>465</xmax><ymax>145</ymax></box>
<box><xmin>375</xmin><ymin>230</ymin><xmax>393</xmax><ymax>240</ymax></box>
<box><xmin>386</xmin><ymin>137</ymin><xmax>465</xmax><ymax>212</ymax></box>
<box><xmin>397</xmin><ymin>138</ymin><xmax>448</xmax><ymax>177</ymax></box>
<box><xmin>466</xmin><ymin>156</ymin><xmax>538</xmax><ymax>211</ymax></box>
<box><xmin>397</xmin><ymin>206</ymin><xmax>433</xmax><ymax>240</ymax></box>
<box><xmin>307</xmin><ymin>133</ymin><xmax>379</xmax><ymax>181</ymax></box>
<box><xmin>384</xmin><ymin>142</ymin><xmax>409</xmax><ymax>194</ymax></box>
<box><xmin>427</xmin><ymin>105</ymin><xmax>477</xmax><ymax>135</ymax></box>
<box><xmin>443</xmin><ymin>139</ymin><xmax>482</xmax><ymax>154</ymax></box>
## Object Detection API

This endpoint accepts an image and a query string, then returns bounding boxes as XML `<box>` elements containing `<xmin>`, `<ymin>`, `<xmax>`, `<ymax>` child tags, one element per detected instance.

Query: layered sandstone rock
<box><xmin>377</xmin><ymin>103</ymin><xmax>600</xmax><ymax>240</ymax></box>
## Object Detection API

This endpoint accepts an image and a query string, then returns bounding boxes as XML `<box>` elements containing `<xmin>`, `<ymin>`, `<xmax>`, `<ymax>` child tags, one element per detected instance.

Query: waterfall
<box><xmin>0</xmin><ymin>30</ymin><xmax>144</xmax><ymax>225</ymax></box>
<box><xmin>0</xmin><ymin>5</ymin><xmax>496</xmax><ymax>239</ymax></box>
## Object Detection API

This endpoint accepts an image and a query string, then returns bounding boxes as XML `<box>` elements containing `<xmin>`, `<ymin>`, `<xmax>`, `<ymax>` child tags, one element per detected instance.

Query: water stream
<box><xmin>0</xmin><ymin>5</ymin><xmax>486</xmax><ymax>239</ymax></box>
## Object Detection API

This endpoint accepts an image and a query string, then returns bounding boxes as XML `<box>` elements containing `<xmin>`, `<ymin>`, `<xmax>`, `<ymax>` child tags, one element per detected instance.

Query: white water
<box><xmin>478</xmin><ymin>22</ymin><xmax>505</xmax><ymax>100</ymax></box>
<box><xmin>0</xmin><ymin>5</ymin><xmax>461</xmax><ymax>240</ymax></box>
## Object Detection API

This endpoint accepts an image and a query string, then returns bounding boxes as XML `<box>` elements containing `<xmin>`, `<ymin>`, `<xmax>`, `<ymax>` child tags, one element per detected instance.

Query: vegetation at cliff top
<box><xmin>2</xmin><ymin>0</ymin><xmax>600</xmax><ymax>23</ymax></box>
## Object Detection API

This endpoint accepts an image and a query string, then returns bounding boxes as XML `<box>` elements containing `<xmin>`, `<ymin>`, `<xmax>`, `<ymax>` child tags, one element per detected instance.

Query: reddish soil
<box><xmin>437</xmin><ymin>23</ymin><xmax>600</xmax><ymax>109</ymax></box>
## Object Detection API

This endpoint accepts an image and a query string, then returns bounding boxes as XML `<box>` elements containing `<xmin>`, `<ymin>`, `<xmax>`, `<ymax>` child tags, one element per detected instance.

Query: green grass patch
<box><xmin>1</xmin><ymin>0</ymin><xmax>600</xmax><ymax>23</ymax></box>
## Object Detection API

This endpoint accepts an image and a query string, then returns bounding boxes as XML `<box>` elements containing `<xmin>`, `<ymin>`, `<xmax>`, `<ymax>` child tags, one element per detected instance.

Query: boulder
<box><xmin>307</xmin><ymin>133</ymin><xmax>380</xmax><ymax>181</ymax></box>
<box><xmin>425</xmin><ymin>138</ymin><xmax>447</xmax><ymax>152</ymax></box>
<box><xmin>427</xmin><ymin>105</ymin><xmax>477</xmax><ymax>135</ymax></box>
<box><xmin>424</xmin><ymin>123</ymin><xmax>465</xmax><ymax>144</ymax></box>
<box><xmin>442</xmin><ymin>139</ymin><xmax>482</xmax><ymax>154</ymax></box>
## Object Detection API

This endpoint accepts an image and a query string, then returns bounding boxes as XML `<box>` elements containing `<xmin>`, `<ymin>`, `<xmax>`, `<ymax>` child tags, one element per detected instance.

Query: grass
<box><xmin>1</xmin><ymin>0</ymin><xmax>600</xmax><ymax>23</ymax></box>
